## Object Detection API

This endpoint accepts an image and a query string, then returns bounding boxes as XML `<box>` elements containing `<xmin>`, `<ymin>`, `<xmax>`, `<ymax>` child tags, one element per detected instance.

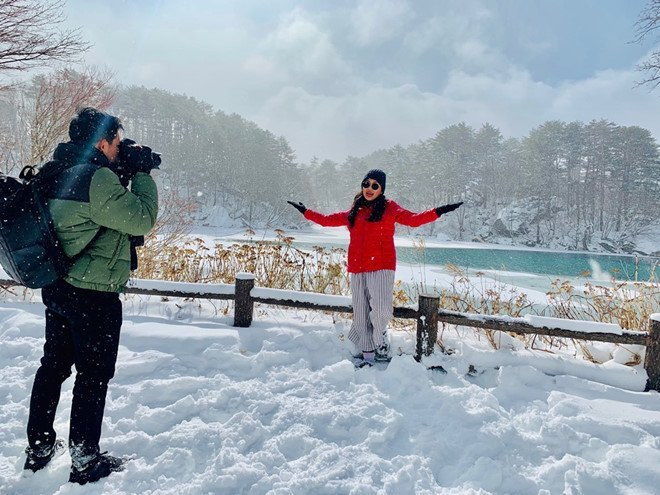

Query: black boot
<box><xmin>24</xmin><ymin>439</ymin><xmax>65</xmax><ymax>472</ymax></box>
<box><xmin>69</xmin><ymin>452</ymin><xmax>125</xmax><ymax>485</ymax></box>
<box><xmin>375</xmin><ymin>343</ymin><xmax>391</xmax><ymax>362</ymax></box>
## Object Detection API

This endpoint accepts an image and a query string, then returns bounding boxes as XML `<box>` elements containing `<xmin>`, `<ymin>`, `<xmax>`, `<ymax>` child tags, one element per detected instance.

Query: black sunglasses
<box><xmin>361</xmin><ymin>180</ymin><xmax>380</xmax><ymax>190</ymax></box>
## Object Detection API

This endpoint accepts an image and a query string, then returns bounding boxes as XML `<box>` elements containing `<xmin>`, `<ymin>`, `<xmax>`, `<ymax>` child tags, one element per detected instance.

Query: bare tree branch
<box><xmin>637</xmin><ymin>51</ymin><xmax>660</xmax><ymax>89</ymax></box>
<box><xmin>0</xmin><ymin>0</ymin><xmax>89</xmax><ymax>73</ymax></box>
<box><xmin>634</xmin><ymin>0</ymin><xmax>660</xmax><ymax>42</ymax></box>
<box><xmin>0</xmin><ymin>84</ymin><xmax>29</xmax><ymax>173</ymax></box>
<box><xmin>634</xmin><ymin>0</ymin><xmax>660</xmax><ymax>89</ymax></box>
<box><xmin>27</xmin><ymin>66</ymin><xmax>115</xmax><ymax>162</ymax></box>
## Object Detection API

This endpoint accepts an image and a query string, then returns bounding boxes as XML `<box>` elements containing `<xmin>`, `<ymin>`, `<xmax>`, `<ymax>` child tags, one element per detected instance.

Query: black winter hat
<box><xmin>363</xmin><ymin>169</ymin><xmax>386</xmax><ymax>193</ymax></box>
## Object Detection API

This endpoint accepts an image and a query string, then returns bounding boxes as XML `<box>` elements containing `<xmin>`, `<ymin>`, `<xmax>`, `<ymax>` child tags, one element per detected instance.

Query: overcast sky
<box><xmin>62</xmin><ymin>0</ymin><xmax>658</xmax><ymax>163</ymax></box>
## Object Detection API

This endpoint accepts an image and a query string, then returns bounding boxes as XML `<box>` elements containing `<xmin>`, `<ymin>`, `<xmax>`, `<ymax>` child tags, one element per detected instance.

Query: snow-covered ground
<box><xmin>1</xmin><ymin>283</ymin><xmax>659</xmax><ymax>494</ymax></box>
<box><xmin>0</xmin><ymin>224</ymin><xmax>658</xmax><ymax>494</ymax></box>
<box><xmin>634</xmin><ymin>222</ymin><xmax>660</xmax><ymax>257</ymax></box>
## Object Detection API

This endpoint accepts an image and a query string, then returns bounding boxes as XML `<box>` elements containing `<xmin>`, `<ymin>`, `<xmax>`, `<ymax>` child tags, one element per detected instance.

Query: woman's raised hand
<box><xmin>287</xmin><ymin>201</ymin><xmax>307</xmax><ymax>214</ymax></box>
<box><xmin>435</xmin><ymin>202</ymin><xmax>463</xmax><ymax>216</ymax></box>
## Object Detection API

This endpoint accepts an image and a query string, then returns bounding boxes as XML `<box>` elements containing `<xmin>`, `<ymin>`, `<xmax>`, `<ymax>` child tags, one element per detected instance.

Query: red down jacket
<box><xmin>304</xmin><ymin>199</ymin><xmax>439</xmax><ymax>273</ymax></box>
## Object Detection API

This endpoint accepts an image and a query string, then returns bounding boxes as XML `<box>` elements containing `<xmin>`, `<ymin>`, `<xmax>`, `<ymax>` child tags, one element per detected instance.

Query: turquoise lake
<box><xmin>298</xmin><ymin>242</ymin><xmax>657</xmax><ymax>281</ymax></box>
<box><xmin>396</xmin><ymin>246</ymin><xmax>658</xmax><ymax>281</ymax></box>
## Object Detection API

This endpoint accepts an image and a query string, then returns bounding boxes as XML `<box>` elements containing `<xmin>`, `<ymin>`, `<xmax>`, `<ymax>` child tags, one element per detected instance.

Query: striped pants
<box><xmin>348</xmin><ymin>269</ymin><xmax>395</xmax><ymax>352</ymax></box>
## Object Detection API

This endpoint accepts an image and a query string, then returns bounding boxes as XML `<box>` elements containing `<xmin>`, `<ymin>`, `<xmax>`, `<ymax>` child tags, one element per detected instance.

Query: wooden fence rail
<box><xmin>1</xmin><ymin>274</ymin><xmax>658</xmax><ymax>391</ymax></box>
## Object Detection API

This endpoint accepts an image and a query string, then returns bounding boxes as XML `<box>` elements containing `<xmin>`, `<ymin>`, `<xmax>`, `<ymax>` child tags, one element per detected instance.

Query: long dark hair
<box><xmin>347</xmin><ymin>192</ymin><xmax>387</xmax><ymax>227</ymax></box>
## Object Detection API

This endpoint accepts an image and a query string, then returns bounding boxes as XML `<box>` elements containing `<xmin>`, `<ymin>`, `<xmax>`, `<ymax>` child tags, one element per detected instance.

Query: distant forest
<box><xmin>1</xmin><ymin>82</ymin><xmax>658</xmax><ymax>254</ymax></box>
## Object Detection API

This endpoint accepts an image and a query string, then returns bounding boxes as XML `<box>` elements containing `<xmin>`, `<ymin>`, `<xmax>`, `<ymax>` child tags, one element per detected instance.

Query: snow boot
<box><xmin>69</xmin><ymin>452</ymin><xmax>125</xmax><ymax>485</ymax></box>
<box><xmin>23</xmin><ymin>439</ymin><xmax>65</xmax><ymax>472</ymax></box>
<box><xmin>375</xmin><ymin>343</ymin><xmax>391</xmax><ymax>362</ymax></box>
<box><xmin>355</xmin><ymin>351</ymin><xmax>376</xmax><ymax>368</ymax></box>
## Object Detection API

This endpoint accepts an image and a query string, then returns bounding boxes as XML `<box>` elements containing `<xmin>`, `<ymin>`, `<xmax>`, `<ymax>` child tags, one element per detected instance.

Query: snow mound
<box><xmin>0</xmin><ymin>303</ymin><xmax>659</xmax><ymax>494</ymax></box>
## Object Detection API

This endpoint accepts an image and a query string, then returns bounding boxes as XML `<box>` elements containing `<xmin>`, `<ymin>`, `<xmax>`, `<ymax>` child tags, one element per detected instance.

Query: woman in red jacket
<box><xmin>288</xmin><ymin>169</ymin><xmax>462</xmax><ymax>367</ymax></box>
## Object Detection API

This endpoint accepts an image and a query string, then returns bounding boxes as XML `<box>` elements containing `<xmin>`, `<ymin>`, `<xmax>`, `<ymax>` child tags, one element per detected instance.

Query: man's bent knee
<box><xmin>37</xmin><ymin>359</ymin><xmax>73</xmax><ymax>383</ymax></box>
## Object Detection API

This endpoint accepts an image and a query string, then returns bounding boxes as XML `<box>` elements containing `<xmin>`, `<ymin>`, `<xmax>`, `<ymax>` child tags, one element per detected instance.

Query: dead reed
<box><xmin>132</xmin><ymin>230</ymin><xmax>658</xmax><ymax>364</ymax></box>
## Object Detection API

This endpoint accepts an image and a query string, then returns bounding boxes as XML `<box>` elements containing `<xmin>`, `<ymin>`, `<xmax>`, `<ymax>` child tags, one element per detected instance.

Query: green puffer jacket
<box><xmin>42</xmin><ymin>142</ymin><xmax>158</xmax><ymax>292</ymax></box>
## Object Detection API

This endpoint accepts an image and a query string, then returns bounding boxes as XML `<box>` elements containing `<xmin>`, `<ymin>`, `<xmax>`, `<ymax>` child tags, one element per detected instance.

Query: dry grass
<box><xmin>425</xmin><ymin>265</ymin><xmax>658</xmax><ymax>363</ymax></box>
<box><xmin>546</xmin><ymin>278</ymin><xmax>658</xmax><ymax>333</ymax></box>
<box><xmin>545</xmin><ymin>276</ymin><xmax>659</xmax><ymax>363</ymax></box>
<box><xmin>135</xmin><ymin>229</ymin><xmax>349</xmax><ymax>294</ymax></box>
<box><xmin>131</xmin><ymin>230</ymin><xmax>658</xmax><ymax>365</ymax></box>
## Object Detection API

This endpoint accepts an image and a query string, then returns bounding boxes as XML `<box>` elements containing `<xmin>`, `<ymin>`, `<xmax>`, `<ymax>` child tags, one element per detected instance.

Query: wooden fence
<box><xmin>2</xmin><ymin>274</ymin><xmax>658</xmax><ymax>391</ymax></box>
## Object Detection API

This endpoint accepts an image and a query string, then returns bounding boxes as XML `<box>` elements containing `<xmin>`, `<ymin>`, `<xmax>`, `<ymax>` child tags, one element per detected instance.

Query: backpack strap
<box><xmin>22</xmin><ymin>161</ymin><xmax>73</xmax><ymax>190</ymax></box>
<box><xmin>18</xmin><ymin>165</ymin><xmax>37</xmax><ymax>181</ymax></box>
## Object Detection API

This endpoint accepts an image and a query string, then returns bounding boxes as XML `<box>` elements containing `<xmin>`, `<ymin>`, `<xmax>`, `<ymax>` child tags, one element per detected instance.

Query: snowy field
<box><xmin>1</xmin><ymin>285</ymin><xmax>659</xmax><ymax>494</ymax></box>
<box><xmin>1</xmin><ymin>228</ymin><xmax>659</xmax><ymax>494</ymax></box>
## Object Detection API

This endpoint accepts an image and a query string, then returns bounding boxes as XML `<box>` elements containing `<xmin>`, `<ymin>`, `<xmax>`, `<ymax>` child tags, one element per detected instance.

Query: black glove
<box><xmin>287</xmin><ymin>201</ymin><xmax>307</xmax><ymax>214</ymax></box>
<box><xmin>117</xmin><ymin>138</ymin><xmax>162</xmax><ymax>175</ymax></box>
<box><xmin>435</xmin><ymin>201</ymin><xmax>463</xmax><ymax>216</ymax></box>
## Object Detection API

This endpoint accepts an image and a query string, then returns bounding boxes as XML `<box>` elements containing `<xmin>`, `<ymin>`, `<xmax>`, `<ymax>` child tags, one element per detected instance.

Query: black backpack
<box><xmin>0</xmin><ymin>163</ymin><xmax>71</xmax><ymax>288</ymax></box>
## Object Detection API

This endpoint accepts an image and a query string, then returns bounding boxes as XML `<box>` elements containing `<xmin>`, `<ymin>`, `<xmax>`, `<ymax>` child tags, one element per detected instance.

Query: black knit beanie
<box><xmin>363</xmin><ymin>169</ymin><xmax>386</xmax><ymax>193</ymax></box>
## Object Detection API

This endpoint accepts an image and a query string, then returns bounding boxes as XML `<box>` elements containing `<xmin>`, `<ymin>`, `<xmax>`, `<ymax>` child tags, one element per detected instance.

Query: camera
<box><xmin>117</xmin><ymin>138</ymin><xmax>161</xmax><ymax>171</ymax></box>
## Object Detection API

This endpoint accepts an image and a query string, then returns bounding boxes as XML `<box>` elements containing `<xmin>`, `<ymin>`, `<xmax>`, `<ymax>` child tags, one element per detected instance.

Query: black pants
<box><xmin>27</xmin><ymin>279</ymin><xmax>122</xmax><ymax>461</ymax></box>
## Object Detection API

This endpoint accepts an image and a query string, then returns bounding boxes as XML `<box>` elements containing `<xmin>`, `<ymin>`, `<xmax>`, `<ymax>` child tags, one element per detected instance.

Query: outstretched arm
<box><xmin>393</xmin><ymin>201</ymin><xmax>463</xmax><ymax>227</ymax></box>
<box><xmin>287</xmin><ymin>201</ymin><xmax>348</xmax><ymax>227</ymax></box>
<box><xmin>392</xmin><ymin>202</ymin><xmax>439</xmax><ymax>227</ymax></box>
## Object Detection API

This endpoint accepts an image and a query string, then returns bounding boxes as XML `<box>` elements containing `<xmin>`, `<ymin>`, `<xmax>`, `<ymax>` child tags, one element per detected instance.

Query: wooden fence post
<box><xmin>644</xmin><ymin>315</ymin><xmax>660</xmax><ymax>392</ymax></box>
<box><xmin>233</xmin><ymin>273</ymin><xmax>255</xmax><ymax>327</ymax></box>
<box><xmin>415</xmin><ymin>293</ymin><xmax>439</xmax><ymax>361</ymax></box>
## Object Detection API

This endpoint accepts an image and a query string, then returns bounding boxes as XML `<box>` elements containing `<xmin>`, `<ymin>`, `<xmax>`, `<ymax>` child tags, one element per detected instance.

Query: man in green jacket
<box><xmin>23</xmin><ymin>108</ymin><xmax>159</xmax><ymax>484</ymax></box>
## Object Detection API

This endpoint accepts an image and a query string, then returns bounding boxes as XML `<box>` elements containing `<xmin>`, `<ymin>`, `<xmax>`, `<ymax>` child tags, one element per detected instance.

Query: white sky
<box><xmin>60</xmin><ymin>0</ymin><xmax>659</xmax><ymax>163</ymax></box>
